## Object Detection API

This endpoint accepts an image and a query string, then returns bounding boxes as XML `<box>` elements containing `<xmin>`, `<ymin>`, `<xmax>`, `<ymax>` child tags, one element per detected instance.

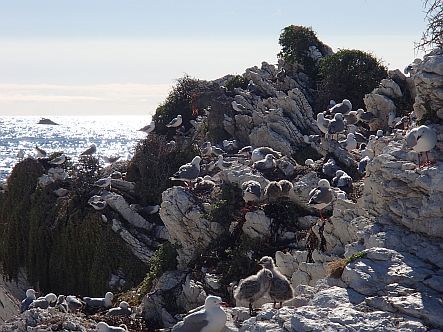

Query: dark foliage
<box><xmin>278</xmin><ymin>25</ymin><xmax>329</xmax><ymax>77</ymax></box>
<box><xmin>224</xmin><ymin>75</ymin><xmax>248</xmax><ymax>92</ymax></box>
<box><xmin>317</xmin><ymin>49</ymin><xmax>388</xmax><ymax>111</ymax></box>
<box><xmin>126</xmin><ymin>133</ymin><xmax>199</xmax><ymax>205</ymax></box>
<box><xmin>416</xmin><ymin>0</ymin><xmax>443</xmax><ymax>51</ymax></box>
<box><xmin>152</xmin><ymin>75</ymin><xmax>209</xmax><ymax>138</ymax></box>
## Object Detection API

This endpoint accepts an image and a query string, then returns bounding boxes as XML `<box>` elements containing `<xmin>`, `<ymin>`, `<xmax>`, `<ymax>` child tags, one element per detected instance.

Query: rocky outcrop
<box><xmin>413</xmin><ymin>48</ymin><xmax>443</xmax><ymax>121</ymax></box>
<box><xmin>223</xmin><ymin>62</ymin><xmax>319</xmax><ymax>154</ymax></box>
<box><xmin>160</xmin><ymin>186</ymin><xmax>225</xmax><ymax>268</ymax></box>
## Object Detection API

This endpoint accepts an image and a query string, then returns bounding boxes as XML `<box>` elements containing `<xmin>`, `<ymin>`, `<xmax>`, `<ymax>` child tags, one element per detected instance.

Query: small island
<box><xmin>37</xmin><ymin>117</ymin><xmax>59</xmax><ymax>125</ymax></box>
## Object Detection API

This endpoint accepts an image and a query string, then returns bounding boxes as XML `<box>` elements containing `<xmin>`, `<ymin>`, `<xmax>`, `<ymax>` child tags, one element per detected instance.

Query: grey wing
<box><xmin>405</xmin><ymin>131</ymin><xmax>417</xmax><ymax>148</ymax></box>
<box><xmin>235</xmin><ymin>279</ymin><xmax>261</xmax><ymax>301</ymax></box>
<box><xmin>309</xmin><ymin>188</ymin><xmax>332</xmax><ymax>205</ymax></box>
<box><xmin>270</xmin><ymin>278</ymin><xmax>293</xmax><ymax>298</ymax></box>
<box><xmin>172</xmin><ymin>311</ymin><xmax>209</xmax><ymax>332</ymax></box>
<box><xmin>174</xmin><ymin>164</ymin><xmax>198</xmax><ymax>179</ymax></box>
<box><xmin>248</xmin><ymin>184</ymin><xmax>261</xmax><ymax>197</ymax></box>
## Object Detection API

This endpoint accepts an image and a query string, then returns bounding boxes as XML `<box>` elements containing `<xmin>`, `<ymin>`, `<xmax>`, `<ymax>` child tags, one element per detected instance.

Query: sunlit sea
<box><xmin>0</xmin><ymin>116</ymin><xmax>150</xmax><ymax>181</ymax></box>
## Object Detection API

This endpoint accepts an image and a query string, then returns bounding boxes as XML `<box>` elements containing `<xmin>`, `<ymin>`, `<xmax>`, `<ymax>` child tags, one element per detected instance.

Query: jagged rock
<box><xmin>104</xmin><ymin>192</ymin><xmax>153</xmax><ymax>231</ymax></box>
<box><xmin>363</xmin><ymin>93</ymin><xmax>396</xmax><ymax>131</ymax></box>
<box><xmin>176</xmin><ymin>274</ymin><xmax>207</xmax><ymax>312</ymax></box>
<box><xmin>291</xmin><ymin>172</ymin><xmax>320</xmax><ymax>206</ymax></box>
<box><xmin>242</xmin><ymin>209</ymin><xmax>271</xmax><ymax>239</ymax></box>
<box><xmin>110</xmin><ymin>178</ymin><xmax>135</xmax><ymax>195</ymax></box>
<box><xmin>204</xmin><ymin>273</ymin><xmax>222</xmax><ymax>290</ymax></box>
<box><xmin>160</xmin><ymin>187</ymin><xmax>225</xmax><ymax>267</ymax></box>
<box><xmin>373</xmin><ymin>78</ymin><xmax>403</xmax><ymax>99</ymax></box>
<box><xmin>275</xmin><ymin>251</ymin><xmax>298</xmax><ymax>278</ymax></box>
<box><xmin>413</xmin><ymin>48</ymin><xmax>443</xmax><ymax>121</ymax></box>
<box><xmin>111</xmin><ymin>219</ymin><xmax>153</xmax><ymax>264</ymax></box>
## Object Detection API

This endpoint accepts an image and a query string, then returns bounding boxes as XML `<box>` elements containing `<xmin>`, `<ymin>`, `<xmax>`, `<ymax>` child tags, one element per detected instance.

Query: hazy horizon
<box><xmin>0</xmin><ymin>0</ymin><xmax>427</xmax><ymax>116</ymax></box>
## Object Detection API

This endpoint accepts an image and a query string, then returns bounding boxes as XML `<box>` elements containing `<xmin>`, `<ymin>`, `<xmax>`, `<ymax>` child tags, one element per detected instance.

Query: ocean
<box><xmin>0</xmin><ymin>115</ymin><xmax>150</xmax><ymax>181</ymax></box>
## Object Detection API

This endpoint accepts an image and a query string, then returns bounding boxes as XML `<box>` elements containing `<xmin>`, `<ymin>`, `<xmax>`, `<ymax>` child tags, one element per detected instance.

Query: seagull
<box><xmin>328</xmin><ymin>113</ymin><xmax>345</xmax><ymax>140</ymax></box>
<box><xmin>66</xmin><ymin>295</ymin><xmax>83</xmax><ymax>313</ymax></box>
<box><xmin>234</xmin><ymin>268</ymin><xmax>273</xmax><ymax>316</ymax></box>
<box><xmin>253</xmin><ymin>154</ymin><xmax>276</xmax><ymax>171</ymax></box>
<box><xmin>343</xmin><ymin>110</ymin><xmax>358</xmax><ymax>125</ymax></box>
<box><xmin>211</xmin><ymin>146</ymin><xmax>225</xmax><ymax>157</ymax></box>
<box><xmin>55</xmin><ymin>295</ymin><xmax>68</xmax><ymax>313</ymax></box>
<box><xmin>238</xmin><ymin>146</ymin><xmax>253</xmax><ymax>157</ymax></box>
<box><xmin>20</xmin><ymin>289</ymin><xmax>36</xmax><ymax>313</ymax></box>
<box><xmin>305</xmin><ymin>159</ymin><xmax>315</xmax><ymax>167</ymax></box>
<box><xmin>166</xmin><ymin>114</ymin><xmax>183</xmax><ymax>128</ymax></box>
<box><xmin>83</xmin><ymin>291</ymin><xmax>113</xmax><ymax>310</ymax></box>
<box><xmin>322</xmin><ymin>158</ymin><xmax>339</xmax><ymax>178</ymax></box>
<box><xmin>348</xmin><ymin>125</ymin><xmax>368</xmax><ymax>144</ymax></box>
<box><xmin>405</xmin><ymin>125</ymin><xmax>437</xmax><ymax>167</ymax></box>
<box><xmin>332</xmin><ymin>170</ymin><xmax>353</xmax><ymax>193</ymax></box>
<box><xmin>308</xmin><ymin>179</ymin><xmax>334</xmax><ymax>219</ymax></box>
<box><xmin>264</xmin><ymin>181</ymin><xmax>282</xmax><ymax>202</ymax></box>
<box><xmin>95</xmin><ymin>177</ymin><xmax>112</xmax><ymax>189</ymax></box>
<box><xmin>16</xmin><ymin>149</ymin><xmax>25</xmax><ymax>160</ymax></box>
<box><xmin>200</xmin><ymin>141</ymin><xmax>213</xmax><ymax>157</ymax></box>
<box><xmin>356</xmin><ymin>108</ymin><xmax>376</xmax><ymax>123</ymax></box>
<box><xmin>170</xmin><ymin>156</ymin><xmax>202</xmax><ymax>186</ymax></box>
<box><xmin>35</xmin><ymin>145</ymin><xmax>47</xmax><ymax>158</ymax></box>
<box><xmin>276</xmin><ymin>67</ymin><xmax>286</xmax><ymax>81</ymax></box>
<box><xmin>110</xmin><ymin>171</ymin><xmax>123</xmax><ymax>179</ymax></box>
<box><xmin>222</xmin><ymin>139</ymin><xmax>238</xmax><ymax>152</ymax></box>
<box><xmin>251</xmin><ymin>147</ymin><xmax>282</xmax><ymax>162</ymax></box>
<box><xmin>106</xmin><ymin>301</ymin><xmax>132</xmax><ymax>316</ymax></box>
<box><xmin>327</xmin><ymin>100</ymin><xmax>336</xmax><ymax>110</ymax></box>
<box><xmin>232</xmin><ymin>101</ymin><xmax>248</xmax><ymax>113</ymax></box>
<box><xmin>339</xmin><ymin>133</ymin><xmax>357</xmax><ymax>152</ymax></box>
<box><xmin>194</xmin><ymin>177</ymin><xmax>216</xmax><ymax>193</ymax></box>
<box><xmin>88</xmin><ymin>195</ymin><xmax>107</xmax><ymax>210</ymax></box>
<box><xmin>329</xmin><ymin>99</ymin><xmax>352</xmax><ymax>115</ymax></box>
<box><xmin>316</xmin><ymin>112</ymin><xmax>330</xmax><ymax>136</ymax></box>
<box><xmin>49</xmin><ymin>154</ymin><xmax>66</xmax><ymax>165</ymax></box>
<box><xmin>241</xmin><ymin>180</ymin><xmax>262</xmax><ymax>203</ymax></box>
<box><xmin>171</xmin><ymin>295</ymin><xmax>227</xmax><ymax>332</ymax></box>
<box><xmin>96</xmin><ymin>322</ymin><xmax>127</xmax><ymax>332</ymax></box>
<box><xmin>103</xmin><ymin>155</ymin><xmax>121</xmax><ymax>164</ymax></box>
<box><xmin>80</xmin><ymin>143</ymin><xmax>97</xmax><ymax>156</ymax></box>
<box><xmin>139</xmin><ymin>120</ymin><xmax>155</xmax><ymax>134</ymax></box>
<box><xmin>216</xmin><ymin>155</ymin><xmax>233</xmax><ymax>171</ymax></box>
<box><xmin>258</xmin><ymin>256</ymin><xmax>293</xmax><ymax>309</ymax></box>
<box><xmin>357</xmin><ymin>156</ymin><xmax>371</xmax><ymax>175</ymax></box>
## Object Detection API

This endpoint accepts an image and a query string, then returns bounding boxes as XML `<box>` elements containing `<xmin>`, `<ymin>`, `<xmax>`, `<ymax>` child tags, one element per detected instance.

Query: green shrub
<box><xmin>126</xmin><ymin>133</ymin><xmax>199</xmax><ymax>204</ymax></box>
<box><xmin>224</xmin><ymin>75</ymin><xmax>248</xmax><ymax>92</ymax></box>
<box><xmin>152</xmin><ymin>75</ymin><xmax>207</xmax><ymax>137</ymax></box>
<box><xmin>317</xmin><ymin>49</ymin><xmax>387</xmax><ymax>111</ymax></box>
<box><xmin>278</xmin><ymin>25</ymin><xmax>329</xmax><ymax>77</ymax></box>
<box><xmin>136</xmin><ymin>242</ymin><xmax>177</xmax><ymax>298</ymax></box>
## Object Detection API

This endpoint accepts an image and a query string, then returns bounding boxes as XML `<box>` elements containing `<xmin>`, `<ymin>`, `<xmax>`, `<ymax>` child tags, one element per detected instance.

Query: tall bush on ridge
<box><xmin>152</xmin><ymin>75</ymin><xmax>207</xmax><ymax>137</ymax></box>
<box><xmin>317</xmin><ymin>49</ymin><xmax>387</xmax><ymax>111</ymax></box>
<box><xmin>278</xmin><ymin>25</ymin><xmax>330</xmax><ymax>77</ymax></box>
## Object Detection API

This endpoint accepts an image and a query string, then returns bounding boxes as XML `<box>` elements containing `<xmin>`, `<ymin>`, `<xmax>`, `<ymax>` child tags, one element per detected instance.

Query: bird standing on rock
<box><xmin>170</xmin><ymin>156</ymin><xmax>202</xmax><ymax>187</ymax></box>
<box><xmin>329</xmin><ymin>99</ymin><xmax>352</xmax><ymax>115</ymax></box>
<box><xmin>327</xmin><ymin>113</ymin><xmax>345</xmax><ymax>140</ymax></box>
<box><xmin>234</xmin><ymin>268</ymin><xmax>273</xmax><ymax>316</ymax></box>
<box><xmin>405</xmin><ymin>125</ymin><xmax>437</xmax><ymax>168</ymax></box>
<box><xmin>308</xmin><ymin>179</ymin><xmax>334</xmax><ymax>220</ymax></box>
<box><xmin>172</xmin><ymin>295</ymin><xmax>227</xmax><ymax>332</ymax></box>
<box><xmin>80</xmin><ymin>143</ymin><xmax>97</xmax><ymax>156</ymax></box>
<box><xmin>139</xmin><ymin>120</ymin><xmax>155</xmax><ymax>134</ymax></box>
<box><xmin>20</xmin><ymin>289</ymin><xmax>36</xmax><ymax>313</ymax></box>
<box><xmin>84</xmin><ymin>291</ymin><xmax>113</xmax><ymax>310</ymax></box>
<box><xmin>339</xmin><ymin>133</ymin><xmax>357</xmax><ymax>152</ymax></box>
<box><xmin>253</xmin><ymin>154</ymin><xmax>276</xmax><ymax>171</ymax></box>
<box><xmin>258</xmin><ymin>256</ymin><xmax>293</xmax><ymax>309</ymax></box>
<box><xmin>166</xmin><ymin>114</ymin><xmax>183</xmax><ymax>128</ymax></box>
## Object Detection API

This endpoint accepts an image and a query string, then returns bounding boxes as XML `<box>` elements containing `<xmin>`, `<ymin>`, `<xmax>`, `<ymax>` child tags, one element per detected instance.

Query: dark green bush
<box><xmin>152</xmin><ymin>75</ymin><xmax>208</xmax><ymax>137</ymax></box>
<box><xmin>126</xmin><ymin>133</ymin><xmax>199</xmax><ymax>204</ymax></box>
<box><xmin>317</xmin><ymin>49</ymin><xmax>387</xmax><ymax>110</ymax></box>
<box><xmin>278</xmin><ymin>25</ymin><xmax>329</xmax><ymax>77</ymax></box>
<box><xmin>224</xmin><ymin>75</ymin><xmax>248</xmax><ymax>92</ymax></box>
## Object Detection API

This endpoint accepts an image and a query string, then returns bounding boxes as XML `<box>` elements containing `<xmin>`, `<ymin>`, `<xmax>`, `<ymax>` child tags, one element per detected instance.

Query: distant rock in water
<box><xmin>37</xmin><ymin>117</ymin><xmax>59</xmax><ymax>125</ymax></box>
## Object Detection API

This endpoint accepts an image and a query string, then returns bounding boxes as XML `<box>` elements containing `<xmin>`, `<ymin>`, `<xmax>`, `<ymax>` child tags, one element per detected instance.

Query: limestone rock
<box><xmin>104</xmin><ymin>192</ymin><xmax>153</xmax><ymax>231</ymax></box>
<box><xmin>111</xmin><ymin>218</ymin><xmax>153</xmax><ymax>264</ymax></box>
<box><xmin>413</xmin><ymin>48</ymin><xmax>443</xmax><ymax>121</ymax></box>
<box><xmin>176</xmin><ymin>274</ymin><xmax>207</xmax><ymax>312</ymax></box>
<box><xmin>242</xmin><ymin>209</ymin><xmax>271</xmax><ymax>239</ymax></box>
<box><xmin>160</xmin><ymin>186</ymin><xmax>225</xmax><ymax>267</ymax></box>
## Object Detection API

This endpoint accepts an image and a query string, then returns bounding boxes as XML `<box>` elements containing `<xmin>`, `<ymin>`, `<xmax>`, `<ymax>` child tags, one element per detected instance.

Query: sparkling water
<box><xmin>0</xmin><ymin>115</ymin><xmax>150</xmax><ymax>181</ymax></box>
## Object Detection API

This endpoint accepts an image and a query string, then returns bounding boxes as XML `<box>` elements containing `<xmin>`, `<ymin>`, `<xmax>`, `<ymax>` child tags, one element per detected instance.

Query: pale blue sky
<box><xmin>0</xmin><ymin>0</ymin><xmax>427</xmax><ymax>115</ymax></box>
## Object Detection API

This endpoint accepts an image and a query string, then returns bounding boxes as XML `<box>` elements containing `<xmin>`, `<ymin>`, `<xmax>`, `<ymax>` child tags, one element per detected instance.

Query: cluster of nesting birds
<box><xmin>170</xmin><ymin>256</ymin><xmax>294</xmax><ymax>332</ymax></box>
<box><xmin>313</xmin><ymin>98</ymin><xmax>438</xmax><ymax>172</ymax></box>
<box><xmin>20</xmin><ymin>289</ymin><xmax>131</xmax><ymax>331</ymax></box>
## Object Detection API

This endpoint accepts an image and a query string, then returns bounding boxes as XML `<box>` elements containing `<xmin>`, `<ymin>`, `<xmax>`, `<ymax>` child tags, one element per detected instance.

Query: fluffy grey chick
<box><xmin>263</xmin><ymin>181</ymin><xmax>282</xmax><ymax>202</ymax></box>
<box><xmin>258</xmin><ymin>256</ymin><xmax>293</xmax><ymax>308</ymax></box>
<box><xmin>234</xmin><ymin>268</ymin><xmax>273</xmax><ymax>316</ymax></box>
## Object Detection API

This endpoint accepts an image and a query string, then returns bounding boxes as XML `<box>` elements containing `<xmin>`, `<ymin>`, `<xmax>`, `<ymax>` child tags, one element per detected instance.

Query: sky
<box><xmin>0</xmin><ymin>0</ymin><xmax>428</xmax><ymax>116</ymax></box>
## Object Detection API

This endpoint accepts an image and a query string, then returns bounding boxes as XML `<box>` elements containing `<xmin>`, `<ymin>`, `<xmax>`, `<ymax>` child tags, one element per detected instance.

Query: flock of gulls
<box><xmin>20</xmin><ymin>289</ymin><xmax>131</xmax><ymax>331</ymax></box>
<box><xmin>13</xmin><ymin>92</ymin><xmax>439</xmax><ymax>331</ymax></box>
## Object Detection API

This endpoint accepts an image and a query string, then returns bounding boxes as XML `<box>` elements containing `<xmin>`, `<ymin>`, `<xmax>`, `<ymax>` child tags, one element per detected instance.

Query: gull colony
<box><xmin>14</xmin><ymin>90</ymin><xmax>439</xmax><ymax>331</ymax></box>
